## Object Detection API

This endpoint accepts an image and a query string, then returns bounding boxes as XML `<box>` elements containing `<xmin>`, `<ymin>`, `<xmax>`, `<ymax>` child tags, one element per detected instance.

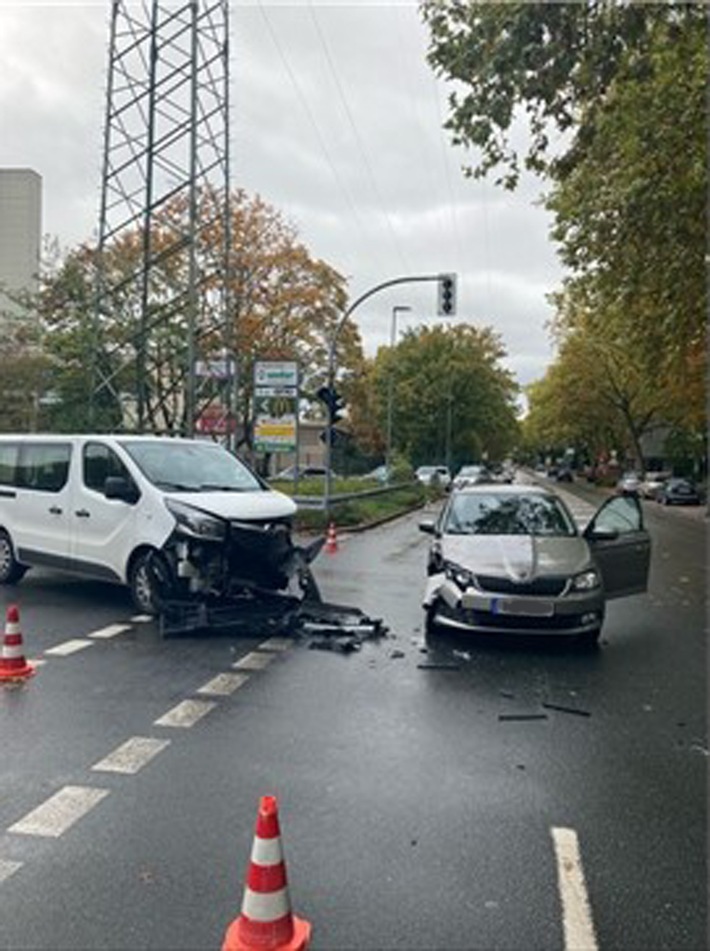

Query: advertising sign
<box><xmin>253</xmin><ymin>361</ymin><xmax>298</xmax><ymax>453</ymax></box>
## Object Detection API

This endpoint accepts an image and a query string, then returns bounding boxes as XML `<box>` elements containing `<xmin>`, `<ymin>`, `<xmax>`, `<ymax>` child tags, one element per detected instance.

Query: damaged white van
<box><xmin>0</xmin><ymin>435</ymin><xmax>319</xmax><ymax>615</ymax></box>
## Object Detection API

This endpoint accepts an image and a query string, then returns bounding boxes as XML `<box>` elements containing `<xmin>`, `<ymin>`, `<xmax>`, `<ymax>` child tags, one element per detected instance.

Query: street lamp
<box><xmin>386</xmin><ymin>305</ymin><xmax>412</xmax><ymax>482</ymax></box>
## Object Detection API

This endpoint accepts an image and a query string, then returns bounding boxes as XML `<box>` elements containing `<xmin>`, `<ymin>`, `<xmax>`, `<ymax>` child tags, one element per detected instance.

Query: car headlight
<box><xmin>444</xmin><ymin>561</ymin><xmax>476</xmax><ymax>590</ymax></box>
<box><xmin>572</xmin><ymin>568</ymin><xmax>601</xmax><ymax>591</ymax></box>
<box><xmin>165</xmin><ymin>498</ymin><xmax>227</xmax><ymax>541</ymax></box>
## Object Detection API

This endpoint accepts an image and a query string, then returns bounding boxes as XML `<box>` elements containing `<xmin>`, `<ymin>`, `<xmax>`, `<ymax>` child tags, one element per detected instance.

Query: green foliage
<box><xmin>365</xmin><ymin>323</ymin><xmax>519</xmax><ymax>471</ymax></box>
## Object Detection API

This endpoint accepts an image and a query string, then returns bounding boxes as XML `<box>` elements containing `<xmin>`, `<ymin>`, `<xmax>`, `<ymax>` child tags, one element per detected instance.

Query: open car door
<box><xmin>583</xmin><ymin>495</ymin><xmax>651</xmax><ymax>599</ymax></box>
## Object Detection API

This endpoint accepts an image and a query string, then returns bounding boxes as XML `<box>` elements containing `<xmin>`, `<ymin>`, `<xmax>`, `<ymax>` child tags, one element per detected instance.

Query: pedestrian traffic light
<box><xmin>437</xmin><ymin>273</ymin><xmax>457</xmax><ymax>316</ymax></box>
<box><xmin>316</xmin><ymin>385</ymin><xmax>346</xmax><ymax>425</ymax></box>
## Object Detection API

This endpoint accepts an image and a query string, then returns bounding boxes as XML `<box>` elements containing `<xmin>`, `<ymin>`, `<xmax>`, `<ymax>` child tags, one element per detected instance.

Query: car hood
<box><xmin>440</xmin><ymin>534</ymin><xmax>591</xmax><ymax>580</ymax></box>
<box><xmin>175</xmin><ymin>489</ymin><xmax>297</xmax><ymax>521</ymax></box>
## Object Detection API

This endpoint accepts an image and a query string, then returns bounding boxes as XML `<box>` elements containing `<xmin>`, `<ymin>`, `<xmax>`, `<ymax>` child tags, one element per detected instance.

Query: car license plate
<box><xmin>492</xmin><ymin>598</ymin><xmax>554</xmax><ymax>617</ymax></box>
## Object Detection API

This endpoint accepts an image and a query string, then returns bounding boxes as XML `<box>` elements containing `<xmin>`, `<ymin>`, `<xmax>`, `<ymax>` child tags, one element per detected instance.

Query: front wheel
<box><xmin>0</xmin><ymin>529</ymin><xmax>28</xmax><ymax>584</ymax></box>
<box><xmin>128</xmin><ymin>550</ymin><xmax>171</xmax><ymax>615</ymax></box>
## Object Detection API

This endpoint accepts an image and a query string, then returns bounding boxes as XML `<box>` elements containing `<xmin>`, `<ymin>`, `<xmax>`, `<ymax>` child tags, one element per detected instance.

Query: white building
<box><xmin>0</xmin><ymin>168</ymin><xmax>42</xmax><ymax>316</ymax></box>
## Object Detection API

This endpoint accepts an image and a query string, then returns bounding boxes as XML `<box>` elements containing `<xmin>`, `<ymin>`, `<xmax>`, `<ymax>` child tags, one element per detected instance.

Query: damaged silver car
<box><xmin>419</xmin><ymin>484</ymin><xmax>650</xmax><ymax>645</ymax></box>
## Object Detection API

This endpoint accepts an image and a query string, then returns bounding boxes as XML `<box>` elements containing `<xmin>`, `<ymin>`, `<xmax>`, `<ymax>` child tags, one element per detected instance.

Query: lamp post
<box><xmin>386</xmin><ymin>305</ymin><xmax>411</xmax><ymax>482</ymax></box>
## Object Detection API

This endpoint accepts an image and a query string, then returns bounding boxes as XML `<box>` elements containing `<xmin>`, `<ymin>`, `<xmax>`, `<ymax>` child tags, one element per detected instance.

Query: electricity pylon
<box><xmin>92</xmin><ymin>0</ymin><xmax>231</xmax><ymax>437</ymax></box>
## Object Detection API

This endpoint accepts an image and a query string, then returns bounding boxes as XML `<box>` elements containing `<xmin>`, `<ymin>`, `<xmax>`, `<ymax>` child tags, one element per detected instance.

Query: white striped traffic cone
<box><xmin>0</xmin><ymin>604</ymin><xmax>35</xmax><ymax>682</ymax></box>
<box><xmin>324</xmin><ymin>522</ymin><xmax>338</xmax><ymax>555</ymax></box>
<box><xmin>222</xmin><ymin>795</ymin><xmax>311</xmax><ymax>951</ymax></box>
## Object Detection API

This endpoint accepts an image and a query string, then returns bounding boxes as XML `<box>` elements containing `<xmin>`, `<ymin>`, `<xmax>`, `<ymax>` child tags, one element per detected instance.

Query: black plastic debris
<box><xmin>541</xmin><ymin>702</ymin><xmax>591</xmax><ymax>718</ymax></box>
<box><xmin>498</xmin><ymin>713</ymin><xmax>548</xmax><ymax>722</ymax></box>
<box><xmin>417</xmin><ymin>662</ymin><xmax>461</xmax><ymax>671</ymax></box>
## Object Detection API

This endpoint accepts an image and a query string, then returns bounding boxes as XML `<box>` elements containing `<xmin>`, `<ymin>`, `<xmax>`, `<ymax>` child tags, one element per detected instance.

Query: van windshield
<box><xmin>120</xmin><ymin>440</ymin><xmax>263</xmax><ymax>493</ymax></box>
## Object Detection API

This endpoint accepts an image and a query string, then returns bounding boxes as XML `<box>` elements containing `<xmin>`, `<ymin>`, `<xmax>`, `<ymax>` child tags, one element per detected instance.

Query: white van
<box><xmin>0</xmin><ymin>435</ymin><xmax>317</xmax><ymax>614</ymax></box>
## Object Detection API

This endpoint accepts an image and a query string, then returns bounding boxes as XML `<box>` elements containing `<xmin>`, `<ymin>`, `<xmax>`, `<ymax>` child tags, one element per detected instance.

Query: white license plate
<box><xmin>492</xmin><ymin>598</ymin><xmax>554</xmax><ymax>617</ymax></box>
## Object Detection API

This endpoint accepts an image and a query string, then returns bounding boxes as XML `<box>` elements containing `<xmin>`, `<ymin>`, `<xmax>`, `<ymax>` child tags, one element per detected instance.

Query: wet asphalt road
<box><xmin>0</xmin><ymin>479</ymin><xmax>706</xmax><ymax>950</ymax></box>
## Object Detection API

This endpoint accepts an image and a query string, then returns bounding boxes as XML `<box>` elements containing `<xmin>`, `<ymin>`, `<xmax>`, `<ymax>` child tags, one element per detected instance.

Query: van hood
<box><xmin>175</xmin><ymin>489</ymin><xmax>297</xmax><ymax>521</ymax></box>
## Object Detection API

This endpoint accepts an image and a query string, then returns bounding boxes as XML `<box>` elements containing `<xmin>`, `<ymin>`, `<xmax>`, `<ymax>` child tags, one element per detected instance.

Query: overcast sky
<box><xmin>0</xmin><ymin>1</ymin><xmax>563</xmax><ymax>396</ymax></box>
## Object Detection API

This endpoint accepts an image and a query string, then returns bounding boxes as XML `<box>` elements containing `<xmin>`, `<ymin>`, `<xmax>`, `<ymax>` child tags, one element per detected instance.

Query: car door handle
<box><xmin>75</xmin><ymin>509</ymin><xmax>90</xmax><ymax>518</ymax></box>
<box><xmin>49</xmin><ymin>505</ymin><xmax>63</xmax><ymax>515</ymax></box>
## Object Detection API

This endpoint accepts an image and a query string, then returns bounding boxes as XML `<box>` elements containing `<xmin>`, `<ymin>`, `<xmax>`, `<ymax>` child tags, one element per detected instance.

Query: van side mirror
<box><xmin>419</xmin><ymin>518</ymin><xmax>436</xmax><ymax>535</ymax></box>
<box><xmin>104</xmin><ymin>476</ymin><xmax>139</xmax><ymax>504</ymax></box>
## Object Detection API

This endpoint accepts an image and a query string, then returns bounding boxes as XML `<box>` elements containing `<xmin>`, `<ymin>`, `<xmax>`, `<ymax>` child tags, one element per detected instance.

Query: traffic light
<box><xmin>316</xmin><ymin>385</ymin><xmax>346</xmax><ymax>425</ymax></box>
<box><xmin>437</xmin><ymin>273</ymin><xmax>457</xmax><ymax>316</ymax></box>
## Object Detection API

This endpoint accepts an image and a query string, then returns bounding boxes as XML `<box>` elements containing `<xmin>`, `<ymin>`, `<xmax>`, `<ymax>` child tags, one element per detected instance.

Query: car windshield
<box><xmin>443</xmin><ymin>492</ymin><xmax>577</xmax><ymax>537</ymax></box>
<box><xmin>120</xmin><ymin>440</ymin><xmax>263</xmax><ymax>492</ymax></box>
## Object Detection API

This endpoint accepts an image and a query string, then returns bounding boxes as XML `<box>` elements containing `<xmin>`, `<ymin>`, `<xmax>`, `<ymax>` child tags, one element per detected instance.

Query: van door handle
<box><xmin>49</xmin><ymin>506</ymin><xmax>63</xmax><ymax>515</ymax></box>
<box><xmin>75</xmin><ymin>509</ymin><xmax>90</xmax><ymax>518</ymax></box>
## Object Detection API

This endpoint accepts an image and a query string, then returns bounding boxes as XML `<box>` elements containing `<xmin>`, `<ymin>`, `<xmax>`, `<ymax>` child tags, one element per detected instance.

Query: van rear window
<box><xmin>16</xmin><ymin>444</ymin><xmax>72</xmax><ymax>492</ymax></box>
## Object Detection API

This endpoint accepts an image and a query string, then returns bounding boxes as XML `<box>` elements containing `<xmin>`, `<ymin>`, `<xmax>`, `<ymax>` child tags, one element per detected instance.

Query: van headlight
<box><xmin>165</xmin><ymin>498</ymin><xmax>227</xmax><ymax>541</ymax></box>
<box><xmin>572</xmin><ymin>568</ymin><xmax>600</xmax><ymax>591</ymax></box>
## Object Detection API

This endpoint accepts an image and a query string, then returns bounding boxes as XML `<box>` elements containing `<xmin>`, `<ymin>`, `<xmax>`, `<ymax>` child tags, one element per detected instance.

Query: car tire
<box><xmin>128</xmin><ymin>549</ymin><xmax>171</xmax><ymax>615</ymax></box>
<box><xmin>0</xmin><ymin>529</ymin><xmax>28</xmax><ymax>585</ymax></box>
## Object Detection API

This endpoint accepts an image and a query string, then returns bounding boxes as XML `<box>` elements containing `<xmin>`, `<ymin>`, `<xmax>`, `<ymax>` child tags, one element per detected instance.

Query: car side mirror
<box><xmin>104</xmin><ymin>476</ymin><xmax>139</xmax><ymax>504</ymax></box>
<box><xmin>419</xmin><ymin>519</ymin><xmax>436</xmax><ymax>535</ymax></box>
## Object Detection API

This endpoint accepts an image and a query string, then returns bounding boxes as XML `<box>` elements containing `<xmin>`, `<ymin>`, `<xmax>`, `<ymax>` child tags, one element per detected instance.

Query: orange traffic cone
<box><xmin>222</xmin><ymin>795</ymin><xmax>311</xmax><ymax>951</ymax></box>
<box><xmin>325</xmin><ymin>522</ymin><xmax>338</xmax><ymax>555</ymax></box>
<box><xmin>0</xmin><ymin>604</ymin><xmax>36</xmax><ymax>682</ymax></box>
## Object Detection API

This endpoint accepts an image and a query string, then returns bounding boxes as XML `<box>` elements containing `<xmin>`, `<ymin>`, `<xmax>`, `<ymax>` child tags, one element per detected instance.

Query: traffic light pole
<box><xmin>323</xmin><ymin>273</ymin><xmax>448</xmax><ymax>514</ymax></box>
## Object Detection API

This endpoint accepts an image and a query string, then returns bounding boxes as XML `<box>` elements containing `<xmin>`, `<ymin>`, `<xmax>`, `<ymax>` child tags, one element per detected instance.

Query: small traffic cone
<box><xmin>324</xmin><ymin>522</ymin><xmax>338</xmax><ymax>555</ymax></box>
<box><xmin>222</xmin><ymin>795</ymin><xmax>311</xmax><ymax>951</ymax></box>
<box><xmin>0</xmin><ymin>604</ymin><xmax>36</xmax><ymax>682</ymax></box>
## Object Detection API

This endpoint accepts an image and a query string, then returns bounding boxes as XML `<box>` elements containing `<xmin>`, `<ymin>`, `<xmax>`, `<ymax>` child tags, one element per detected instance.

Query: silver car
<box><xmin>419</xmin><ymin>484</ymin><xmax>651</xmax><ymax>645</ymax></box>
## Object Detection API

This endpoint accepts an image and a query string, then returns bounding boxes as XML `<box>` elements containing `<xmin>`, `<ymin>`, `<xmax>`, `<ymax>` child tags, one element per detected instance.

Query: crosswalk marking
<box><xmin>8</xmin><ymin>786</ymin><xmax>109</xmax><ymax>838</ymax></box>
<box><xmin>91</xmin><ymin>737</ymin><xmax>171</xmax><ymax>774</ymax></box>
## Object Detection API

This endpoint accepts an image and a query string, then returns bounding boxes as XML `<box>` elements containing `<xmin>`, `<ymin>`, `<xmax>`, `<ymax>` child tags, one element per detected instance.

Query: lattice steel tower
<box><xmin>92</xmin><ymin>0</ymin><xmax>231</xmax><ymax>436</ymax></box>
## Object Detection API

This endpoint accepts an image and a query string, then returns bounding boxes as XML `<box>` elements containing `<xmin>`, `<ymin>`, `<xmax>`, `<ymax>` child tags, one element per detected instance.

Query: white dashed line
<box><xmin>130</xmin><ymin>614</ymin><xmax>153</xmax><ymax>623</ymax></box>
<box><xmin>91</xmin><ymin>736</ymin><xmax>171</xmax><ymax>774</ymax></box>
<box><xmin>153</xmin><ymin>699</ymin><xmax>217</xmax><ymax>728</ymax></box>
<box><xmin>197</xmin><ymin>672</ymin><xmax>250</xmax><ymax>696</ymax></box>
<box><xmin>88</xmin><ymin>623</ymin><xmax>132</xmax><ymax>639</ymax></box>
<box><xmin>8</xmin><ymin>786</ymin><xmax>110</xmax><ymax>838</ymax></box>
<box><xmin>258</xmin><ymin>637</ymin><xmax>293</xmax><ymax>652</ymax></box>
<box><xmin>552</xmin><ymin>827</ymin><xmax>598</xmax><ymax>951</ymax></box>
<box><xmin>44</xmin><ymin>639</ymin><xmax>93</xmax><ymax>656</ymax></box>
<box><xmin>232</xmin><ymin>651</ymin><xmax>276</xmax><ymax>671</ymax></box>
<box><xmin>0</xmin><ymin>859</ymin><xmax>22</xmax><ymax>883</ymax></box>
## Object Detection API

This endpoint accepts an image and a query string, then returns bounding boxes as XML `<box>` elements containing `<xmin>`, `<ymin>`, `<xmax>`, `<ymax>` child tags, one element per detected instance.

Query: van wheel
<box><xmin>129</xmin><ymin>550</ymin><xmax>170</xmax><ymax>615</ymax></box>
<box><xmin>0</xmin><ymin>529</ymin><xmax>28</xmax><ymax>584</ymax></box>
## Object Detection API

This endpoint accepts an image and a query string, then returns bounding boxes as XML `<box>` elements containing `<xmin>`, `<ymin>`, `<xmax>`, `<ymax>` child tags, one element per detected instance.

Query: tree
<box><xmin>353</xmin><ymin>323</ymin><xmax>519</xmax><ymax>469</ymax></box>
<box><xmin>31</xmin><ymin>188</ymin><xmax>362</xmax><ymax>440</ymax></box>
<box><xmin>420</xmin><ymin>2</ymin><xmax>705</xmax><ymax>187</ymax></box>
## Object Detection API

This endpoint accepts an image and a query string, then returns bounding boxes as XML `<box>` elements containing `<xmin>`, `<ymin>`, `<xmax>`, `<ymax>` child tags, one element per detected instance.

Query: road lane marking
<box><xmin>91</xmin><ymin>737</ymin><xmax>171</xmax><ymax>774</ymax></box>
<box><xmin>130</xmin><ymin>614</ymin><xmax>153</xmax><ymax>623</ymax></box>
<box><xmin>551</xmin><ymin>827</ymin><xmax>598</xmax><ymax>951</ymax></box>
<box><xmin>0</xmin><ymin>860</ymin><xmax>22</xmax><ymax>883</ymax></box>
<box><xmin>153</xmin><ymin>699</ymin><xmax>217</xmax><ymax>728</ymax></box>
<box><xmin>44</xmin><ymin>639</ymin><xmax>93</xmax><ymax>656</ymax></box>
<box><xmin>8</xmin><ymin>786</ymin><xmax>109</xmax><ymax>838</ymax></box>
<box><xmin>197</xmin><ymin>672</ymin><xmax>250</xmax><ymax>696</ymax></box>
<box><xmin>88</xmin><ymin>623</ymin><xmax>132</xmax><ymax>639</ymax></box>
<box><xmin>258</xmin><ymin>637</ymin><xmax>292</xmax><ymax>652</ymax></box>
<box><xmin>232</xmin><ymin>651</ymin><xmax>276</xmax><ymax>671</ymax></box>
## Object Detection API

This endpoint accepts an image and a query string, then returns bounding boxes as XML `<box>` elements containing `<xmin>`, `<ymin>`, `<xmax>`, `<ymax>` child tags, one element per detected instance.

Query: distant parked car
<box><xmin>452</xmin><ymin>464</ymin><xmax>491</xmax><ymax>490</ymax></box>
<box><xmin>415</xmin><ymin>465</ymin><xmax>451</xmax><ymax>489</ymax></box>
<box><xmin>555</xmin><ymin>466</ymin><xmax>574</xmax><ymax>483</ymax></box>
<box><xmin>639</xmin><ymin>471</ymin><xmax>670</xmax><ymax>500</ymax></box>
<box><xmin>616</xmin><ymin>472</ymin><xmax>642</xmax><ymax>496</ymax></box>
<box><xmin>656</xmin><ymin>477</ymin><xmax>701</xmax><ymax>506</ymax></box>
